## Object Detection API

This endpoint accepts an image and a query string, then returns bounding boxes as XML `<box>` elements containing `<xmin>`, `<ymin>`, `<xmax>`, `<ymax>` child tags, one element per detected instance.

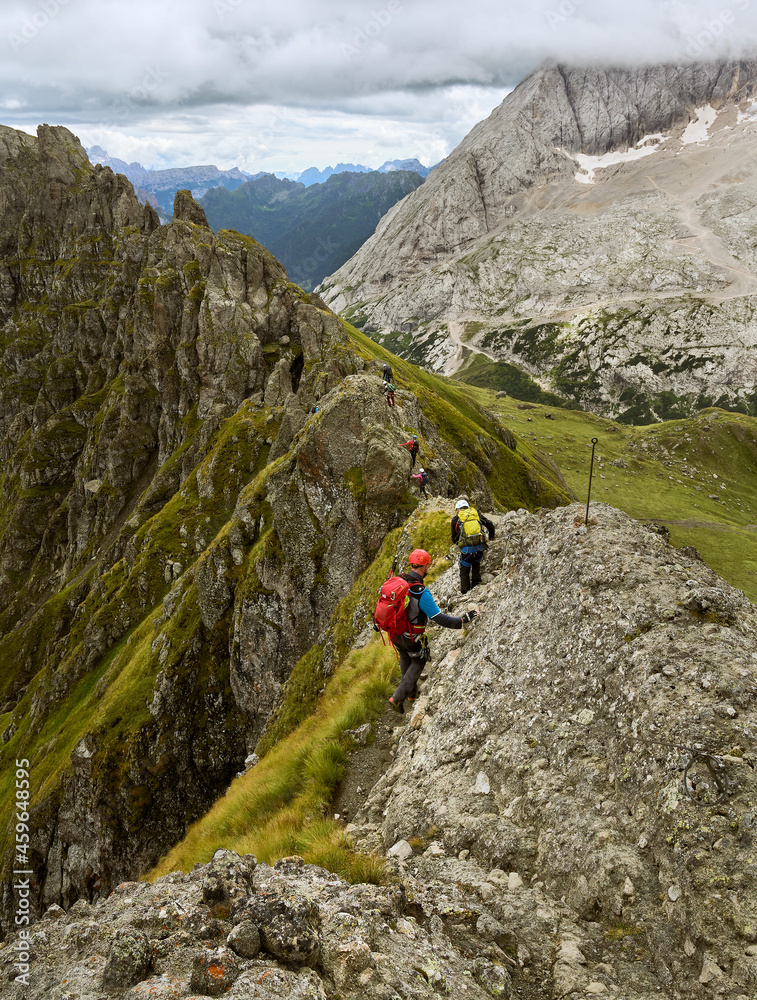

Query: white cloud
<box><xmin>64</xmin><ymin>85</ymin><xmax>510</xmax><ymax>173</ymax></box>
<box><xmin>2</xmin><ymin>0</ymin><xmax>757</xmax><ymax>169</ymax></box>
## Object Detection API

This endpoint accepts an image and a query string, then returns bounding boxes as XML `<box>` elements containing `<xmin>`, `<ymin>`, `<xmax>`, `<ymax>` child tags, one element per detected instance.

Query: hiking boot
<box><xmin>406</xmin><ymin>695</ymin><xmax>415</xmax><ymax>704</ymax></box>
<box><xmin>389</xmin><ymin>697</ymin><xmax>404</xmax><ymax>714</ymax></box>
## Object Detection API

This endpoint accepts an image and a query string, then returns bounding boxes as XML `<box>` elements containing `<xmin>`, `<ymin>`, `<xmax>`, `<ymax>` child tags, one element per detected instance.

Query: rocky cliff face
<box><xmin>4</xmin><ymin>501</ymin><xmax>756</xmax><ymax>999</ymax></box>
<box><xmin>0</xmin><ymin>126</ymin><xmax>567</xmax><ymax>929</ymax></box>
<box><xmin>321</xmin><ymin>61</ymin><xmax>757</xmax><ymax>420</ymax></box>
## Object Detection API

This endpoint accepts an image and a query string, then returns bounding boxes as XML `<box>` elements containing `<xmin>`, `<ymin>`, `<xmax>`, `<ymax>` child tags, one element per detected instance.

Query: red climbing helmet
<box><xmin>408</xmin><ymin>548</ymin><xmax>431</xmax><ymax>568</ymax></box>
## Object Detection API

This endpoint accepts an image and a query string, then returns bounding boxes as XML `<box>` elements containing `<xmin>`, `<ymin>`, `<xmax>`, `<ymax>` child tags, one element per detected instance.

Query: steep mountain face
<box><xmin>0</xmin><ymin>125</ymin><xmax>567</xmax><ymax>928</ymax></box>
<box><xmin>321</xmin><ymin>61</ymin><xmax>757</xmax><ymax>421</ymax></box>
<box><xmin>200</xmin><ymin>169</ymin><xmax>425</xmax><ymax>291</ymax></box>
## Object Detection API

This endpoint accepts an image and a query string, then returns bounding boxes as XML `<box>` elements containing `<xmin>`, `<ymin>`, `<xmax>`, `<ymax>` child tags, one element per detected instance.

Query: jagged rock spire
<box><xmin>173</xmin><ymin>188</ymin><xmax>211</xmax><ymax>228</ymax></box>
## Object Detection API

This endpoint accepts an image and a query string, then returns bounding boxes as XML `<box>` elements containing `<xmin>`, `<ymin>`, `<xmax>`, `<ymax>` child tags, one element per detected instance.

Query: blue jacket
<box><xmin>402</xmin><ymin>571</ymin><xmax>462</xmax><ymax>632</ymax></box>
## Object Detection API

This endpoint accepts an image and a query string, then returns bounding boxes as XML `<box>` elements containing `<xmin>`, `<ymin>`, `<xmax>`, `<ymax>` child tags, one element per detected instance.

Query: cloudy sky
<box><xmin>2</xmin><ymin>0</ymin><xmax>757</xmax><ymax>174</ymax></box>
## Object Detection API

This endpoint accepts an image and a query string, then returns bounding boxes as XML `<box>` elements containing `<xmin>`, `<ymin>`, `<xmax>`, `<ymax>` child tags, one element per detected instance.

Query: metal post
<box><xmin>585</xmin><ymin>437</ymin><xmax>599</xmax><ymax>525</ymax></box>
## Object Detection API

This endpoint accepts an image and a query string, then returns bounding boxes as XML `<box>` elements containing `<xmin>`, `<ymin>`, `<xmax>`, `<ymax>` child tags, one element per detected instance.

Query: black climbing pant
<box><xmin>459</xmin><ymin>548</ymin><xmax>484</xmax><ymax>593</ymax></box>
<box><xmin>391</xmin><ymin>634</ymin><xmax>427</xmax><ymax>703</ymax></box>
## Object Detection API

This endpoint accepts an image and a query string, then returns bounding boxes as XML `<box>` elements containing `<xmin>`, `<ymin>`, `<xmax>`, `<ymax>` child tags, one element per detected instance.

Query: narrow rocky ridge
<box><xmin>349</xmin><ymin>502</ymin><xmax>757</xmax><ymax>998</ymax></box>
<box><xmin>3</xmin><ymin>501</ymin><xmax>756</xmax><ymax>998</ymax></box>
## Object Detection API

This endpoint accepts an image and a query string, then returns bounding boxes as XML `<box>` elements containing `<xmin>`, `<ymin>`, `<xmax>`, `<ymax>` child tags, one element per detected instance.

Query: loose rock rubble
<box><xmin>0</xmin><ymin>850</ymin><xmax>512</xmax><ymax>999</ymax></box>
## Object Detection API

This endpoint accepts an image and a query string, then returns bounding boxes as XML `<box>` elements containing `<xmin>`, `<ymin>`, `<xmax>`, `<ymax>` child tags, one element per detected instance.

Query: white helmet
<box><xmin>455</xmin><ymin>498</ymin><xmax>469</xmax><ymax>510</ymax></box>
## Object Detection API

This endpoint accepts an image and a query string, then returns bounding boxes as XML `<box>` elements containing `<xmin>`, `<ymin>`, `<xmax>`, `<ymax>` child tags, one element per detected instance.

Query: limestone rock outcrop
<box><xmin>349</xmin><ymin>502</ymin><xmax>757</xmax><ymax>998</ymax></box>
<box><xmin>0</xmin><ymin>851</ymin><xmax>515</xmax><ymax>999</ymax></box>
<box><xmin>321</xmin><ymin>61</ymin><xmax>757</xmax><ymax>420</ymax></box>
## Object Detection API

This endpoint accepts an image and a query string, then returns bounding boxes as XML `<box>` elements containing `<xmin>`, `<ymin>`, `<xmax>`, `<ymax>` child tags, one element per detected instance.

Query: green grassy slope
<box><xmin>457</xmin><ymin>386</ymin><xmax>757</xmax><ymax>602</ymax></box>
<box><xmin>453</xmin><ymin>354</ymin><xmax>575</xmax><ymax>408</ymax></box>
<box><xmin>150</xmin><ymin>506</ymin><xmax>456</xmax><ymax>882</ymax></box>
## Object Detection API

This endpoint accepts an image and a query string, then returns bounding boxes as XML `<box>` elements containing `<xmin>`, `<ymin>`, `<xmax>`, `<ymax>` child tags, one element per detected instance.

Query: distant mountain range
<box><xmin>285</xmin><ymin>159</ymin><xmax>437</xmax><ymax>186</ymax></box>
<box><xmin>86</xmin><ymin>146</ymin><xmax>257</xmax><ymax>218</ymax></box>
<box><xmin>321</xmin><ymin>60</ymin><xmax>757</xmax><ymax>422</ymax></box>
<box><xmin>200</xmin><ymin>169</ymin><xmax>425</xmax><ymax>291</ymax></box>
<box><xmin>86</xmin><ymin>147</ymin><xmax>435</xmax><ymax>220</ymax></box>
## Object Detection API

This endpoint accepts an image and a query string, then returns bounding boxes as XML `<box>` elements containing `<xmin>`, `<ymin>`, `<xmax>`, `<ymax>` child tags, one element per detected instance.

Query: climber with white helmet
<box><xmin>451</xmin><ymin>497</ymin><xmax>496</xmax><ymax>594</ymax></box>
<box><xmin>411</xmin><ymin>466</ymin><xmax>429</xmax><ymax>498</ymax></box>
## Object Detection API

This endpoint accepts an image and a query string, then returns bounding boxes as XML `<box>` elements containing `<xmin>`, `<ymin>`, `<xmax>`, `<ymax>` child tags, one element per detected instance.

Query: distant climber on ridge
<box><xmin>451</xmin><ymin>498</ymin><xmax>496</xmax><ymax>594</ymax></box>
<box><xmin>401</xmin><ymin>435</ymin><xmax>419</xmax><ymax>466</ymax></box>
<box><xmin>382</xmin><ymin>379</ymin><xmax>396</xmax><ymax>407</ymax></box>
<box><xmin>382</xmin><ymin>363</ymin><xmax>394</xmax><ymax>383</ymax></box>
<box><xmin>373</xmin><ymin>549</ymin><xmax>477</xmax><ymax>714</ymax></box>
<box><xmin>411</xmin><ymin>466</ymin><xmax>429</xmax><ymax>498</ymax></box>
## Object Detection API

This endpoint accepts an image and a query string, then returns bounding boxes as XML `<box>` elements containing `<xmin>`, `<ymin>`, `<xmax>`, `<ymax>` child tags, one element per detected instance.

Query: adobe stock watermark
<box><xmin>86</xmin><ymin>65</ymin><xmax>169</xmax><ymax>152</ymax></box>
<box><xmin>682</xmin><ymin>0</ymin><xmax>750</xmax><ymax>59</ymax></box>
<box><xmin>236</xmin><ymin>104</ymin><xmax>294</xmax><ymax>166</ymax></box>
<box><xmin>13</xmin><ymin>758</ymin><xmax>33</xmax><ymax>987</ymax></box>
<box><xmin>342</xmin><ymin>1</ymin><xmax>403</xmax><ymax>62</ymax></box>
<box><xmin>8</xmin><ymin>0</ymin><xmax>72</xmax><ymax>51</ymax></box>
<box><xmin>107</xmin><ymin>65</ymin><xmax>169</xmax><ymax>130</ymax></box>
<box><xmin>212</xmin><ymin>0</ymin><xmax>244</xmax><ymax>17</ymax></box>
<box><xmin>545</xmin><ymin>0</ymin><xmax>586</xmax><ymax>29</ymax></box>
<box><xmin>302</xmin><ymin>235</ymin><xmax>340</xmax><ymax>275</ymax></box>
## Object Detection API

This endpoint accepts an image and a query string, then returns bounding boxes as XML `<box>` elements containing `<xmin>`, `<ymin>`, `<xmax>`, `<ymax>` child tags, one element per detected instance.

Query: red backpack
<box><xmin>374</xmin><ymin>576</ymin><xmax>413</xmax><ymax>640</ymax></box>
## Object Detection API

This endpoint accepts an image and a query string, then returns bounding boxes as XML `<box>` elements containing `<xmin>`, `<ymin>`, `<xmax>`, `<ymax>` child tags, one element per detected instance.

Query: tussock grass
<box><xmin>259</xmin><ymin>510</ymin><xmax>451</xmax><ymax>756</ymax></box>
<box><xmin>149</xmin><ymin>640</ymin><xmax>395</xmax><ymax>883</ymax></box>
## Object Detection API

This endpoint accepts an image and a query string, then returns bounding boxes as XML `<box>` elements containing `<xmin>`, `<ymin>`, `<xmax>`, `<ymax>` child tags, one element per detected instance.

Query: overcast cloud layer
<box><xmin>2</xmin><ymin>0</ymin><xmax>757</xmax><ymax>172</ymax></box>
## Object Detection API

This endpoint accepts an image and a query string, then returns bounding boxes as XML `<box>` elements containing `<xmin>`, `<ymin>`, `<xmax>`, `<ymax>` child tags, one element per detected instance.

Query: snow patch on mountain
<box><xmin>681</xmin><ymin>104</ymin><xmax>719</xmax><ymax>145</ymax></box>
<box><xmin>569</xmin><ymin>133</ymin><xmax>665</xmax><ymax>184</ymax></box>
